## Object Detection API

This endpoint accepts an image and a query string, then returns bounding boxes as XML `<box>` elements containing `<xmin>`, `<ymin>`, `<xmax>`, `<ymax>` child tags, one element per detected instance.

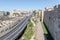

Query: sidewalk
<box><xmin>35</xmin><ymin>19</ymin><xmax>44</xmax><ymax>40</ymax></box>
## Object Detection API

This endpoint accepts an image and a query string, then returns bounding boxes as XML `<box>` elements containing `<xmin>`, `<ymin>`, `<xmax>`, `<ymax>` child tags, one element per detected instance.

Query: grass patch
<box><xmin>27</xmin><ymin>21</ymin><xmax>33</xmax><ymax>27</ymax></box>
<box><xmin>24</xmin><ymin>20</ymin><xmax>33</xmax><ymax>40</ymax></box>
<box><xmin>42</xmin><ymin>23</ymin><xmax>48</xmax><ymax>34</ymax></box>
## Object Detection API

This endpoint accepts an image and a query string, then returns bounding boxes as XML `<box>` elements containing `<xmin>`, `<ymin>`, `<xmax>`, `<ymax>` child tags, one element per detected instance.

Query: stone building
<box><xmin>38</xmin><ymin>10</ymin><xmax>44</xmax><ymax>22</ymax></box>
<box><xmin>44</xmin><ymin>4</ymin><xmax>60</xmax><ymax>40</ymax></box>
<box><xmin>0</xmin><ymin>11</ymin><xmax>10</xmax><ymax>20</ymax></box>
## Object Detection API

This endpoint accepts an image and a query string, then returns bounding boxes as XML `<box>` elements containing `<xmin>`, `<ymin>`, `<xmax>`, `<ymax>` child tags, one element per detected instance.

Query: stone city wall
<box><xmin>44</xmin><ymin>4</ymin><xmax>60</xmax><ymax>40</ymax></box>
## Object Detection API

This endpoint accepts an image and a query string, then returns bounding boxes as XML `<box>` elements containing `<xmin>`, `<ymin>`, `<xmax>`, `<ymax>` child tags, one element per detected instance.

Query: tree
<box><xmin>33</xmin><ymin>10</ymin><xmax>36</xmax><ymax>16</ymax></box>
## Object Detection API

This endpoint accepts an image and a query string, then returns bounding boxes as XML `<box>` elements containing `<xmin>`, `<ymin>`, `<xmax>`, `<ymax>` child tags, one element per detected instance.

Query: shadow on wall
<box><xmin>43</xmin><ymin>22</ymin><xmax>54</xmax><ymax>40</ymax></box>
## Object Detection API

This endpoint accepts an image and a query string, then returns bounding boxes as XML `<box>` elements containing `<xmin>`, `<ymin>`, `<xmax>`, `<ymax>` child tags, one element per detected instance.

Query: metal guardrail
<box><xmin>0</xmin><ymin>15</ymin><xmax>32</xmax><ymax>40</ymax></box>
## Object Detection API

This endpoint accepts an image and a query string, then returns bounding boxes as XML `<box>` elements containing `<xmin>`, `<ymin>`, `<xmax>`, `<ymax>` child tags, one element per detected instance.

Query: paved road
<box><xmin>36</xmin><ymin>19</ymin><xmax>44</xmax><ymax>40</ymax></box>
<box><xmin>0</xmin><ymin>15</ymin><xmax>32</xmax><ymax>40</ymax></box>
<box><xmin>0</xmin><ymin>17</ymin><xmax>28</xmax><ymax>40</ymax></box>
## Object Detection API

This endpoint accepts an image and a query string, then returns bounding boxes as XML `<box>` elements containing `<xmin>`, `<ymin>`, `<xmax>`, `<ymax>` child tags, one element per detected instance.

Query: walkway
<box><xmin>36</xmin><ymin>19</ymin><xmax>44</xmax><ymax>40</ymax></box>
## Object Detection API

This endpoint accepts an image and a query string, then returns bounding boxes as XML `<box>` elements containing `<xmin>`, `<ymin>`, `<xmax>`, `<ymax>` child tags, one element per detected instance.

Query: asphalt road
<box><xmin>0</xmin><ymin>17</ymin><xmax>27</xmax><ymax>40</ymax></box>
<box><xmin>0</xmin><ymin>15</ymin><xmax>32</xmax><ymax>40</ymax></box>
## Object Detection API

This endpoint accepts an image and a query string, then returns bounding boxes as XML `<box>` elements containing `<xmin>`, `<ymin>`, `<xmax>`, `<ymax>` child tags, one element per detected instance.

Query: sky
<box><xmin>0</xmin><ymin>0</ymin><xmax>60</xmax><ymax>10</ymax></box>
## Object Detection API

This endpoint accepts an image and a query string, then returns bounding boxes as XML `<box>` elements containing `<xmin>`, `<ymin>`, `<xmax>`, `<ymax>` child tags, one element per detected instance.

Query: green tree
<box><xmin>33</xmin><ymin>10</ymin><xmax>36</xmax><ymax>16</ymax></box>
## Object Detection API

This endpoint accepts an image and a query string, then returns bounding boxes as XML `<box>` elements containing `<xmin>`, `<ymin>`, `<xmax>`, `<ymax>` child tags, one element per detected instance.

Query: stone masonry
<box><xmin>44</xmin><ymin>4</ymin><xmax>60</xmax><ymax>40</ymax></box>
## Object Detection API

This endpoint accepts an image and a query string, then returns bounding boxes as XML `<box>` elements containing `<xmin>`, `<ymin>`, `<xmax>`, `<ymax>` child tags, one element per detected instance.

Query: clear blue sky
<box><xmin>0</xmin><ymin>0</ymin><xmax>60</xmax><ymax>10</ymax></box>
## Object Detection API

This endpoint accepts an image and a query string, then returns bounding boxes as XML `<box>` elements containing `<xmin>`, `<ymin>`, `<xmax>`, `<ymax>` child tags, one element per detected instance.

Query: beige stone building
<box><xmin>44</xmin><ymin>4</ymin><xmax>60</xmax><ymax>40</ymax></box>
<box><xmin>38</xmin><ymin>10</ymin><xmax>44</xmax><ymax>22</ymax></box>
